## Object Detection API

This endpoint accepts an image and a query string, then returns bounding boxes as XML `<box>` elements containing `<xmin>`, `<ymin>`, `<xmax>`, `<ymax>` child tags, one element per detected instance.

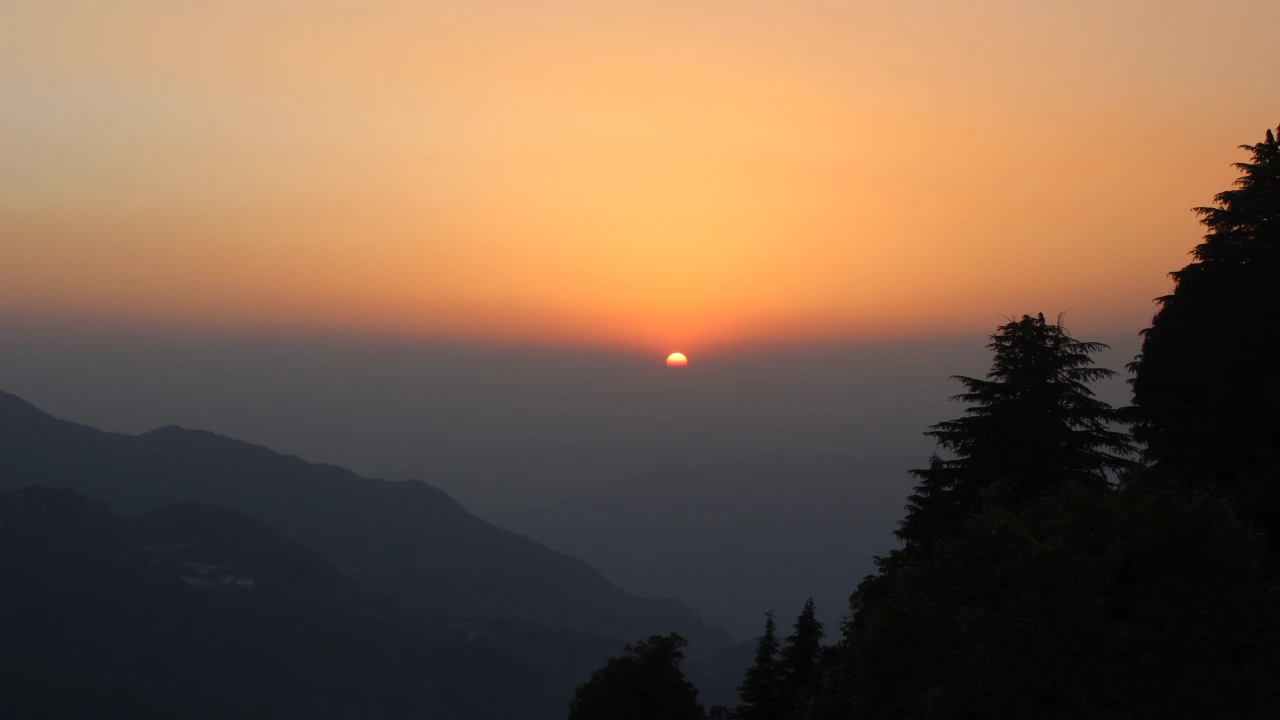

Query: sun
<box><xmin>666</xmin><ymin>352</ymin><xmax>688</xmax><ymax>367</ymax></box>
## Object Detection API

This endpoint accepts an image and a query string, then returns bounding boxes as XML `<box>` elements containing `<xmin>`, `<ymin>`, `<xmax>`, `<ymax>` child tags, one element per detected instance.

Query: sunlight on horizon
<box><xmin>3</xmin><ymin>0</ymin><xmax>1278</xmax><ymax>352</ymax></box>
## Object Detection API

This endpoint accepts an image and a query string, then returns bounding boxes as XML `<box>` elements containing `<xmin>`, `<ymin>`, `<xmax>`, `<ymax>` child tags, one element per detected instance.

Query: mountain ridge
<box><xmin>0</xmin><ymin>389</ymin><xmax>732</xmax><ymax>648</ymax></box>
<box><xmin>0</xmin><ymin>484</ymin><xmax>565</xmax><ymax>719</ymax></box>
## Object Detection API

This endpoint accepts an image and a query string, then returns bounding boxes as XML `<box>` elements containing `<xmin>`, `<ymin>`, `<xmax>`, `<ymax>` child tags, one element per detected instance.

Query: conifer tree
<box><xmin>737</xmin><ymin>612</ymin><xmax>782</xmax><ymax>720</ymax></box>
<box><xmin>1129</xmin><ymin>124</ymin><xmax>1280</xmax><ymax>551</ymax></box>
<box><xmin>896</xmin><ymin>313</ymin><xmax>1134</xmax><ymax>549</ymax></box>
<box><xmin>779</xmin><ymin>599</ymin><xmax>825</xmax><ymax>716</ymax></box>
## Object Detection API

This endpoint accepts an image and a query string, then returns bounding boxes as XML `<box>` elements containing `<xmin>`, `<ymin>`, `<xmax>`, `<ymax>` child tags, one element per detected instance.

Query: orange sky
<box><xmin>3</xmin><ymin>0</ymin><xmax>1278</xmax><ymax>353</ymax></box>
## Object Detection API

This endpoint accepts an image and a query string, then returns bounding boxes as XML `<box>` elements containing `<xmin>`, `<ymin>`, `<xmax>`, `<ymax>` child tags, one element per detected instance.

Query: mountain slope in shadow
<box><xmin>0</xmin><ymin>390</ymin><xmax>731</xmax><ymax>648</ymax></box>
<box><xmin>0</xmin><ymin>485</ymin><xmax>564</xmax><ymax>720</ymax></box>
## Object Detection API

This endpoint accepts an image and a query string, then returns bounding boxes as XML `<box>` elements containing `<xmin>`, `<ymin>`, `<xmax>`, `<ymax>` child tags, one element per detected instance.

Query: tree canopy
<box><xmin>567</xmin><ymin>633</ymin><xmax>705</xmax><ymax>720</ymax></box>
<box><xmin>1129</xmin><ymin>124</ymin><xmax>1280</xmax><ymax>556</ymax></box>
<box><xmin>828</xmin><ymin>484</ymin><xmax>1279</xmax><ymax>719</ymax></box>
<box><xmin>897</xmin><ymin>313</ymin><xmax>1134</xmax><ymax>550</ymax></box>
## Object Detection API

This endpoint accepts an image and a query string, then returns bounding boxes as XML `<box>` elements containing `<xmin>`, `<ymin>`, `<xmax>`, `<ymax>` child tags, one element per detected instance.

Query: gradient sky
<box><xmin>4</xmin><ymin>0</ymin><xmax>1278</xmax><ymax>352</ymax></box>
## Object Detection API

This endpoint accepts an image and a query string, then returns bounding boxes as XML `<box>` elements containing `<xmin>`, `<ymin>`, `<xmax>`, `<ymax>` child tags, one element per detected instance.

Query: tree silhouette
<box><xmin>1129</xmin><ymin>124</ymin><xmax>1280</xmax><ymax>558</ymax></box>
<box><xmin>778</xmin><ymin>599</ymin><xmax>825</xmax><ymax>717</ymax></box>
<box><xmin>567</xmin><ymin>633</ymin><xmax>705</xmax><ymax>720</ymax></box>
<box><xmin>840</xmin><ymin>483</ymin><xmax>1280</xmax><ymax>719</ymax></box>
<box><xmin>707</xmin><ymin>705</ymin><xmax>735</xmax><ymax>720</ymax></box>
<box><xmin>896</xmin><ymin>313</ymin><xmax>1134</xmax><ymax>550</ymax></box>
<box><xmin>737</xmin><ymin>612</ymin><xmax>782</xmax><ymax>720</ymax></box>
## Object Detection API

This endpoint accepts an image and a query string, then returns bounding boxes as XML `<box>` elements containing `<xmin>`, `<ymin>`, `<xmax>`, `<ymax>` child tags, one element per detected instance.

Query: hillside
<box><xmin>0</xmin><ymin>390</ymin><xmax>731</xmax><ymax>649</ymax></box>
<box><xmin>0</xmin><ymin>485</ymin><xmax>563</xmax><ymax>719</ymax></box>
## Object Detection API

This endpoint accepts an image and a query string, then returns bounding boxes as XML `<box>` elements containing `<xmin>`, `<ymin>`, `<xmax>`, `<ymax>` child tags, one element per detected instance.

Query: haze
<box><xmin>3</xmin><ymin>0</ymin><xmax>1278</xmax><ymax>637</ymax></box>
<box><xmin>0</xmin><ymin>319</ymin><xmax>1138</xmax><ymax>636</ymax></box>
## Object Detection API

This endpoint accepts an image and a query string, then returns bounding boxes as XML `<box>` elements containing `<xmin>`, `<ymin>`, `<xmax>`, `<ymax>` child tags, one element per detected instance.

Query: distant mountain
<box><xmin>0</xmin><ymin>390</ymin><xmax>732</xmax><ymax>650</ymax></box>
<box><xmin>0</xmin><ymin>485</ymin><xmax>563</xmax><ymax>719</ymax></box>
<box><xmin>684</xmin><ymin>638</ymin><xmax>758</xmax><ymax>708</ymax></box>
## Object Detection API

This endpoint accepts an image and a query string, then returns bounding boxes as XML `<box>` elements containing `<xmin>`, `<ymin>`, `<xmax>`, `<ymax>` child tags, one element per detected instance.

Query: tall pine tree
<box><xmin>1129</xmin><ymin>124</ymin><xmax>1280</xmax><ymax>555</ymax></box>
<box><xmin>737</xmin><ymin>612</ymin><xmax>782</xmax><ymax>720</ymax></box>
<box><xmin>779</xmin><ymin>599</ymin><xmax>825</xmax><ymax>717</ymax></box>
<box><xmin>896</xmin><ymin>313</ymin><xmax>1134</xmax><ymax>550</ymax></box>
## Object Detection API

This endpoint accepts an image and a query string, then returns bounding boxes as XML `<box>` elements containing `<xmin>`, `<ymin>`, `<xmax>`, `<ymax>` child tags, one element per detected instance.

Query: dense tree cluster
<box><xmin>566</xmin><ymin>634</ymin><xmax>705</xmax><ymax>720</ymax></box>
<box><xmin>570</xmin><ymin>124</ymin><xmax>1280</xmax><ymax>719</ymax></box>
<box><xmin>1129</xmin><ymin>126</ymin><xmax>1280</xmax><ymax>564</ymax></box>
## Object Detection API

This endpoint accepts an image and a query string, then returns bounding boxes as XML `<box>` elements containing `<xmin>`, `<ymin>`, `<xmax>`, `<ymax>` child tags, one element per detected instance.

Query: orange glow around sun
<box><xmin>3</xmin><ymin>1</ymin><xmax>1277</xmax><ymax>351</ymax></box>
<box><xmin>667</xmin><ymin>353</ymin><xmax>689</xmax><ymax>367</ymax></box>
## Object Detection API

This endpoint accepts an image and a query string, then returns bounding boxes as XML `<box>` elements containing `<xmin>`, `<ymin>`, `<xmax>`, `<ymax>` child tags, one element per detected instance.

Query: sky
<box><xmin>5</xmin><ymin>0</ymin><xmax>1279</xmax><ymax>353</ymax></box>
<box><xmin>2</xmin><ymin>0</ymin><xmax>1279</xmax><ymax>637</ymax></box>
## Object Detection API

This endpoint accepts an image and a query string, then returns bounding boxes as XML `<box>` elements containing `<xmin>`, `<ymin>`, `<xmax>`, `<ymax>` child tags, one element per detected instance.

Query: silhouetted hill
<box><xmin>0</xmin><ymin>485</ymin><xmax>563</xmax><ymax>719</ymax></box>
<box><xmin>0</xmin><ymin>390</ymin><xmax>732</xmax><ymax>649</ymax></box>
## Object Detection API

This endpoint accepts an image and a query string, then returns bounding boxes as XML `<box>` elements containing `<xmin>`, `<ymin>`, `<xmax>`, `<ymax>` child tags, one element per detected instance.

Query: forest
<box><xmin>566</xmin><ymin>126</ymin><xmax>1280</xmax><ymax>720</ymax></box>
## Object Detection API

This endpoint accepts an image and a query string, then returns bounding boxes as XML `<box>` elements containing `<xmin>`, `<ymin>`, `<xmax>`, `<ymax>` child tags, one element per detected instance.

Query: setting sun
<box><xmin>1</xmin><ymin>1</ymin><xmax>1277</xmax><ymax>712</ymax></box>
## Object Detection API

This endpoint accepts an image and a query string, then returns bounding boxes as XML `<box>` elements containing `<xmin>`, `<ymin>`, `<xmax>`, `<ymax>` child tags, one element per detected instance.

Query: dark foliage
<box><xmin>737</xmin><ymin>611</ymin><xmax>783</xmax><ymax>720</ymax></box>
<box><xmin>777</xmin><ymin>599</ymin><xmax>825</xmax><ymax>717</ymax></box>
<box><xmin>897</xmin><ymin>313</ymin><xmax>1134</xmax><ymax>550</ymax></box>
<box><xmin>566</xmin><ymin>633</ymin><xmax>706</xmax><ymax>720</ymax></box>
<box><xmin>823</xmin><ymin>484</ymin><xmax>1280</xmax><ymax>719</ymax></box>
<box><xmin>1129</xmin><ymin>124</ymin><xmax>1280</xmax><ymax>556</ymax></box>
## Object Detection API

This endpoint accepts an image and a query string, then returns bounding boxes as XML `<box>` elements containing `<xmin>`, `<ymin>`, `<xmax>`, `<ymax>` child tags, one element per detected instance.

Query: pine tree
<box><xmin>1129</xmin><ymin>124</ymin><xmax>1280</xmax><ymax>554</ymax></box>
<box><xmin>778</xmin><ymin>599</ymin><xmax>825</xmax><ymax>716</ymax></box>
<box><xmin>737</xmin><ymin>612</ymin><xmax>782</xmax><ymax>720</ymax></box>
<box><xmin>896</xmin><ymin>313</ymin><xmax>1134</xmax><ymax>550</ymax></box>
